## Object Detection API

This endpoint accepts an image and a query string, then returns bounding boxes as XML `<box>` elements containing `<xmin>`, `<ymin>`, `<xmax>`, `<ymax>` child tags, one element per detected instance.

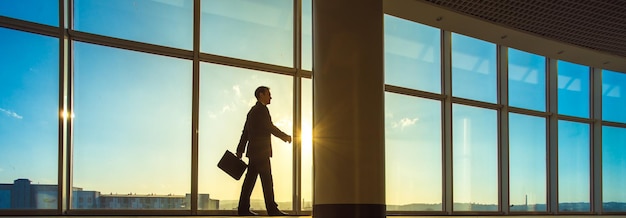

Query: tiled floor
<box><xmin>13</xmin><ymin>216</ymin><xmax>626</xmax><ymax>218</ymax></box>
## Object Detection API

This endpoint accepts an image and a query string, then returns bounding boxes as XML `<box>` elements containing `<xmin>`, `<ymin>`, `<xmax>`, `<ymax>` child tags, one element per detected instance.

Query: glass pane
<box><xmin>0</xmin><ymin>28</ymin><xmax>59</xmax><ymax>209</ymax></box>
<box><xmin>301</xmin><ymin>78</ymin><xmax>312</xmax><ymax>211</ymax></box>
<box><xmin>602</xmin><ymin>70</ymin><xmax>626</xmax><ymax>123</ymax></box>
<box><xmin>509</xmin><ymin>113</ymin><xmax>547</xmax><ymax>212</ymax></box>
<box><xmin>198</xmin><ymin>63</ymin><xmax>293</xmax><ymax>211</ymax></box>
<box><xmin>557</xmin><ymin>61</ymin><xmax>589</xmax><ymax>118</ymax></box>
<box><xmin>302</xmin><ymin>0</ymin><xmax>312</xmax><ymax>71</ymax></box>
<box><xmin>73</xmin><ymin>43</ymin><xmax>192</xmax><ymax>209</ymax></box>
<box><xmin>386</xmin><ymin>93</ymin><xmax>442</xmax><ymax>211</ymax></box>
<box><xmin>508</xmin><ymin>48</ymin><xmax>546</xmax><ymax>111</ymax></box>
<box><xmin>385</xmin><ymin>15</ymin><xmax>441</xmax><ymax>94</ymax></box>
<box><xmin>201</xmin><ymin>0</ymin><xmax>293</xmax><ymax>67</ymax></box>
<box><xmin>452</xmin><ymin>33</ymin><xmax>497</xmax><ymax>103</ymax></box>
<box><xmin>557</xmin><ymin>120</ymin><xmax>590</xmax><ymax>212</ymax></box>
<box><xmin>74</xmin><ymin>0</ymin><xmax>193</xmax><ymax>49</ymax></box>
<box><xmin>452</xmin><ymin>104</ymin><xmax>498</xmax><ymax>211</ymax></box>
<box><xmin>602</xmin><ymin>126</ymin><xmax>626</xmax><ymax>212</ymax></box>
<box><xmin>0</xmin><ymin>0</ymin><xmax>58</xmax><ymax>26</ymax></box>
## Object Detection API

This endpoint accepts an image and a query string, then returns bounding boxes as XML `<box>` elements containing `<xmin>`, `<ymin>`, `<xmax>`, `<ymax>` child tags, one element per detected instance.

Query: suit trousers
<box><xmin>238</xmin><ymin>157</ymin><xmax>278</xmax><ymax>211</ymax></box>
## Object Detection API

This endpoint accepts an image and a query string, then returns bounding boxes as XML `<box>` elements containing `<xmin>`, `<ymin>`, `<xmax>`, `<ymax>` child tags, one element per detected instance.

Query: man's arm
<box><xmin>264</xmin><ymin>108</ymin><xmax>292</xmax><ymax>143</ymax></box>
<box><xmin>271</xmin><ymin>124</ymin><xmax>291</xmax><ymax>143</ymax></box>
<box><xmin>236</xmin><ymin>118</ymin><xmax>249</xmax><ymax>158</ymax></box>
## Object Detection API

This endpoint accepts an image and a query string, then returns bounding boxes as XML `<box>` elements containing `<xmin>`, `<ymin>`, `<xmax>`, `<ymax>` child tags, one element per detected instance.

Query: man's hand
<box><xmin>283</xmin><ymin>135</ymin><xmax>292</xmax><ymax>143</ymax></box>
<box><xmin>236</xmin><ymin>152</ymin><xmax>243</xmax><ymax>159</ymax></box>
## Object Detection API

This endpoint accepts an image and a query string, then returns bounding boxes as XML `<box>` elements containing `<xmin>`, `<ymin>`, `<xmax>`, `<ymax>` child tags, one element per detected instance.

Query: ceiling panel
<box><xmin>424</xmin><ymin>0</ymin><xmax>626</xmax><ymax>58</ymax></box>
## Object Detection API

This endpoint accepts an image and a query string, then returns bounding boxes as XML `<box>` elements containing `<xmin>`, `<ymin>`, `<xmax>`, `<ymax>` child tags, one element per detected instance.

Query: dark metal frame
<box><xmin>1</xmin><ymin>0</ymin><xmax>626</xmax><ymax>216</ymax></box>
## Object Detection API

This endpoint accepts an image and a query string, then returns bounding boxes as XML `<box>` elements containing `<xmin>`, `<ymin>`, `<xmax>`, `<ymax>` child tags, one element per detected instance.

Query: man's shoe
<box><xmin>267</xmin><ymin>209</ymin><xmax>288</xmax><ymax>216</ymax></box>
<box><xmin>238</xmin><ymin>210</ymin><xmax>258</xmax><ymax>216</ymax></box>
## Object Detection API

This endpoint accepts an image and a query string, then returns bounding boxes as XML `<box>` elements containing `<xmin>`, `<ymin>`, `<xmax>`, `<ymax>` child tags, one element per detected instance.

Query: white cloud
<box><xmin>274</xmin><ymin>118</ymin><xmax>293</xmax><ymax>128</ymax></box>
<box><xmin>0</xmin><ymin>108</ymin><xmax>23</xmax><ymax>119</ymax></box>
<box><xmin>232</xmin><ymin>85</ymin><xmax>241</xmax><ymax>97</ymax></box>
<box><xmin>207</xmin><ymin>111</ymin><xmax>217</xmax><ymax>119</ymax></box>
<box><xmin>247</xmin><ymin>99</ymin><xmax>257</xmax><ymax>106</ymax></box>
<box><xmin>393</xmin><ymin>117</ymin><xmax>418</xmax><ymax>130</ymax></box>
<box><xmin>221</xmin><ymin>105</ymin><xmax>232</xmax><ymax>113</ymax></box>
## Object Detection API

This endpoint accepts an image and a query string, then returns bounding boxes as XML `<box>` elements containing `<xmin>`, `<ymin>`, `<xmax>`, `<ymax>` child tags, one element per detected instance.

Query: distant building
<box><xmin>0</xmin><ymin>179</ymin><xmax>218</xmax><ymax>210</ymax></box>
<box><xmin>98</xmin><ymin>193</ymin><xmax>186</xmax><ymax>209</ymax></box>
<box><xmin>0</xmin><ymin>181</ymin><xmax>15</xmax><ymax>208</ymax></box>
<box><xmin>72</xmin><ymin>187</ymin><xmax>98</xmax><ymax>209</ymax></box>
<box><xmin>0</xmin><ymin>179</ymin><xmax>56</xmax><ymax>209</ymax></box>
<box><xmin>189</xmin><ymin>194</ymin><xmax>219</xmax><ymax>210</ymax></box>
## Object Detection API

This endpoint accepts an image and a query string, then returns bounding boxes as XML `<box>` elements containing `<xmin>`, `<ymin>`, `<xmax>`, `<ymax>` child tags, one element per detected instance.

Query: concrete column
<box><xmin>312</xmin><ymin>0</ymin><xmax>385</xmax><ymax>217</ymax></box>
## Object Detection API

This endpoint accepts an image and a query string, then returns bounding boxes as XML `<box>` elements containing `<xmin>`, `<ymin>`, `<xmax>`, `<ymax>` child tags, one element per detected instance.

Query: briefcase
<box><xmin>217</xmin><ymin>150</ymin><xmax>247</xmax><ymax>180</ymax></box>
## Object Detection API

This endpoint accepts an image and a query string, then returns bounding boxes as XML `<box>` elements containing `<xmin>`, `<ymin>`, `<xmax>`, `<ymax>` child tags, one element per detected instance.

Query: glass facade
<box><xmin>198</xmin><ymin>63</ymin><xmax>293</xmax><ymax>210</ymax></box>
<box><xmin>452</xmin><ymin>33</ymin><xmax>497</xmax><ymax>103</ymax></box>
<box><xmin>509</xmin><ymin>113</ymin><xmax>546</xmax><ymax>211</ymax></box>
<box><xmin>602</xmin><ymin>126</ymin><xmax>626</xmax><ymax>212</ymax></box>
<box><xmin>0</xmin><ymin>27</ymin><xmax>59</xmax><ymax>209</ymax></box>
<box><xmin>301</xmin><ymin>0</ymin><xmax>313</xmax><ymax>71</ymax></box>
<box><xmin>74</xmin><ymin>0</ymin><xmax>193</xmax><ymax>49</ymax></box>
<box><xmin>558</xmin><ymin>61</ymin><xmax>590</xmax><ymax>118</ymax></box>
<box><xmin>0</xmin><ymin>0</ymin><xmax>58</xmax><ymax>26</ymax></box>
<box><xmin>73</xmin><ymin>43</ymin><xmax>192</xmax><ymax>209</ymax></box>
<box><xmin>1</xmin><ymin>0</ymin><xmax>626</xmax><ymax>216</ymax></box>
<box><xmin>385</xmin><ymin>93</ymin><xmax>442</xmax><ymax>211</ymax></box>
<box><xmin>301</xmin><ymin>78</ymin><xmax>313</xmax><ymax>211</ymax></box>
<box><xmin>200</xmin><ymin>0</ymin><xmax>293</xmax><ymax>67</ymax></box>
<box><xmin>452</xmin><ymin>104</ymin><xmax>498</xmax><ymax>211</ymax></box>
<box><xmin>603</xmin><ymin>70</ymin><xmax>626</xmax><ymax>123</ymax></box>
<box><xmin>557</xmin><ymin>120</ymin><xmax>590</xmax><ymax>212</ymax></box>
<box><xmin>508</xmin><ymin>48</ymin><xmax>546</xmax><ymax>111</ymax></box>
<box><xmin>380</xmin><ymin>12</ymin><xmax>626</xmax><ymax>215</ymax></box>
<box><xmin>385</xmin><ymin>15</ymin><xmax>441</xmax><ymax>94</ymax></box>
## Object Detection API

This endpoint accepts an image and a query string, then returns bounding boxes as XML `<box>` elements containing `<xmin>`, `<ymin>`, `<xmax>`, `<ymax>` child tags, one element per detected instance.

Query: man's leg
<box><xmin>238</xmin><ymin>160</ymin><xmax>259</xmax><ymax>214</ymax></box>
<box><xmin>257</xmin><ymin>158</ymin><xmax>282</xmax><ymax>214</ymax></box>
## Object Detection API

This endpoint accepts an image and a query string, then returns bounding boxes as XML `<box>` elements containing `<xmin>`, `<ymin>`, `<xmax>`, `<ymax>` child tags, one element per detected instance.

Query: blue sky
<box><xmin>1</xmin><ymin>0</ymin><xmax>625</xmax><ymax>211</ymax></box>
<box><xmin>0</xmin><ymin>27</ymin><xmax>59</xmax><ymax>185</ymax></box>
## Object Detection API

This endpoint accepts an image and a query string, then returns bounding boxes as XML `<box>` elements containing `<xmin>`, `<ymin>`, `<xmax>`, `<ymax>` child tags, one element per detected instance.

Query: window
<box><xmin>602</xmin><ymin>126</ymin><xmax>626</xmax><ymax>212</ymax></box>
<box><xmin>198</xmin><ymin>63</ymin><xmax>293</xmax><ymax>211</ymax></box>
<box><xmin>557</xmin><ymin>61</ymin><xmax>590</xmax><ymax>118</ymax></box>
<box><xmin>4</xmin><ymin>0</ymin><xmax>626</xmax><ymax>214</ymax></box>
<box><xmin>386</xmin><ymin>93</ymin><xmax>442</xmax><ymax>211</ymax></box>
<box><xmin>200</xmin><ymin>0</ymin><xmax>293</xmax><ymax>67</ymax></box>
<box><xmin>0</xmin><ymin>28</ymin><xmax>59</xmax><ymax>209</ymax></box>
<box><xmin>385</xmin><ymin>15</ymin><xmax>441</xmax><ymax>93</ymax></box>
<box><xmin>452</xmin><ymin>104</ymin><xmax>498</xmax><ymax>211</ymax></box>
<box><xmin>0</xmin><ymin>0</ymin><xmax>58</xmax><ymax>26</ymax></box>
<box><xmin>452</xmin><ymin>33</ymin><xmax>497</xmax><ymax>103</ymax></box>
<box><xmin>602</xmin><ymin>70</ymin><xmax>626</xmax><ymax>123</ymax></box>
<box><xmin>301</xmin><ymin>0</ymin><xmax>312</xmax><ymax>71</ymax></box>
<box><xmin>509</xmin><ymin>113</ymin><xmax>547</xmax><ymax>211</ymax></box>
<box><xmin>508</xmin><ymin>48</ymin><xmax>546</xmax><ymax>111</ymax></box>
<box><xmin>557</xmin><ymin>120</ymin><xmax>590</xmax><ymax>212</ymax></box>
<box><xmin>301</xmin><ymin>78</ymin><xmax>312</xmax><ymax>211</ymax></box>
<box><xmin>72</xmin><ymin>43</ymin><xmax>192</xmax><ymax>209</ymax></box>
<box><xmin>74</xmin><ymin>0</ymin><xmax>193</xmax><ymax>49</ymax></box>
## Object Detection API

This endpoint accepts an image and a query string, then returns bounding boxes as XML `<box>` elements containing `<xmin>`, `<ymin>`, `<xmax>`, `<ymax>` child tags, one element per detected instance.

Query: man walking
<box><xmin>236</xmin><ymin>86</ymin><xmax>291</xmax><ymax>216</ymax></box>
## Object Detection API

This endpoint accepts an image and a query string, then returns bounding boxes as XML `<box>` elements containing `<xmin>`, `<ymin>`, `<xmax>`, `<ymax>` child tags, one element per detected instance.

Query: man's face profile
<box><xmin>259</xmin><ymin>90</ymin><xmax>272</xmax><ymax>105</ymax></box>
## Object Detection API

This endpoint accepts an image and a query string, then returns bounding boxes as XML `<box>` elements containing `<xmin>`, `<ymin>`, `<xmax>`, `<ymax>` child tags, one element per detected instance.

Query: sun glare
<box><xmin>301</xmin><ymin>121</ymin><xmax>313</xmax><ymax>152</ymax></box>
<box><xmin>60</xmin><ymin>110</ymin><xmax>74</xmax><ymax>119</ymax></box>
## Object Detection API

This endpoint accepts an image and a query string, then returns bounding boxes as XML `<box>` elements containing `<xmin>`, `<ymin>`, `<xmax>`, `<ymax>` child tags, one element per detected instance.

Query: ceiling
<box><xmin>422</xmin><ymin>0</ymin><xmax>626</xmax><ymax>59</ymax></box>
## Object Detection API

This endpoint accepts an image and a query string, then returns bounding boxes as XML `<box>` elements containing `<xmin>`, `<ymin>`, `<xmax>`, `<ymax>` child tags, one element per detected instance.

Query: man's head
<box><xmin>254</xmin><ymin>86</ymin><xmax>272</xmax><ymax>105</ymax></box>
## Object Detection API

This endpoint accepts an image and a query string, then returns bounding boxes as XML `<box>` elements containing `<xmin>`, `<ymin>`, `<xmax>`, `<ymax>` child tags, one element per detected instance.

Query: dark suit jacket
<box><xmin>237</xmin><ymin>101</ymin><xmax>288</xmax><ymax>159</ymax></box>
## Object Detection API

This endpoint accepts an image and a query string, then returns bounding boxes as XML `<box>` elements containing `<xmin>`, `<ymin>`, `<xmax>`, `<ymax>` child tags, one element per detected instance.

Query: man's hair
<box><xmin>254</xmin><ymin>86</ymin><xmax>270</xmax><ymax>99</ymax></box>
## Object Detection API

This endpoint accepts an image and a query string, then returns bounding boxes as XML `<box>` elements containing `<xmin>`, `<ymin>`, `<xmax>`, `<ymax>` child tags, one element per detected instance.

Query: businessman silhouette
<box><xmin>236</xmin><ymin>86</ymin><xmax>291</xmax><ymax>216</ymax></box>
